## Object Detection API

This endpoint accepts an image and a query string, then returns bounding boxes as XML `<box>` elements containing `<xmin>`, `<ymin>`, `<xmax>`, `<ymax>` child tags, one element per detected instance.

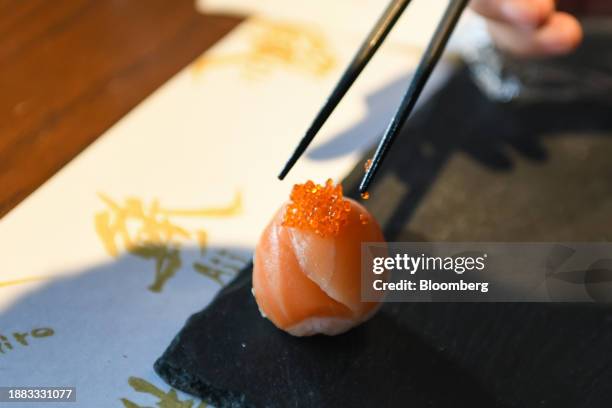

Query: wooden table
<box><xmin>0</xmin><ymin>0</ymin><xmax>242</xmax><ymax>218</ymax></box>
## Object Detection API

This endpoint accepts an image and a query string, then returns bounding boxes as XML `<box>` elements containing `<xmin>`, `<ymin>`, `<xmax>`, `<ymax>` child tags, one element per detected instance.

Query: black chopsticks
<box><xmin>278</xmin><ymin>0</ymin><xmax>469</xmax><ymax>195</ymax></box>
<box><xmin>278</xmin><ymin>0</ymin><xmax>412</xmax><ymax>181</ymax></box>
<box><xmin>360</xmin><ymin>0</ymin><xmax>468</xmax><ymax>194</ymax></box>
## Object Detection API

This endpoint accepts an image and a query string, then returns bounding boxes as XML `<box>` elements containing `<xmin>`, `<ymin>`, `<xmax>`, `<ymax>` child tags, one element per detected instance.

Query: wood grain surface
<box><xmin>0</xmin><ymin>0</ymin><xmax>242</xmax><ymax>218</ymax></box>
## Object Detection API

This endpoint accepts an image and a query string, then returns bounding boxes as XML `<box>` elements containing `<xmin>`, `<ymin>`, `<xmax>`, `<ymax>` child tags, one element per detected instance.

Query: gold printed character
<box><xmin>95</xmin><ymin>192</ymin><xmax>241</xmax><ymax>292</ymax></box>
<box><xmin>121</xmin><ymin>376</ymin><xmax>207</xmax><ymax>408</ymax></box>
<box><xmin>192</xmin><ymin>18</ymin><xmax>336</xmax><ymax>79</ymax></box>
<box><xmin>193</xmin><ymin>249</ymin><xmax>248</xmax><ymax>286</ymax></box>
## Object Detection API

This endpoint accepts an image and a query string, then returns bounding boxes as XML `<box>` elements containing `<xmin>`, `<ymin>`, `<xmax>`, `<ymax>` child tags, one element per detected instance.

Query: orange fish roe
<box><xmin>359</xmin><ymin>213</ymin><xmax>369</xmax><ymax>225</ymax></box>
<box><xmin>360</xmin><ymin>191</ymin><xmax>370</xmax><ymax>200</ymax></box>
<box><xmin>364</xmin><ymin>158</ymin><xmax>372</xmax><ymax>171</ymax></box>
<box><xmin>282</xmin><ymin>179</ymin><xmax>351</xmax><ymax>237</ymax></box>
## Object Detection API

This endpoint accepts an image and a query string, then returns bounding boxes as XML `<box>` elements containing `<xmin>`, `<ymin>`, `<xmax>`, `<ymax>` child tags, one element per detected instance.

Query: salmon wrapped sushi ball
<box><xmin>253</xmin><ymin>179</ymin><xmax>385</xmax><ymax>336</ymax></box>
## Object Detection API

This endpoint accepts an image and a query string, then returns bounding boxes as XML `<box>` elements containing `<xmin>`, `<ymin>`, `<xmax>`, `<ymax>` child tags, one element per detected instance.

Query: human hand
<box><xmin>471</xmin><ymin>0</ymin><xmax>583</xmax><ymax>56</ymax></box>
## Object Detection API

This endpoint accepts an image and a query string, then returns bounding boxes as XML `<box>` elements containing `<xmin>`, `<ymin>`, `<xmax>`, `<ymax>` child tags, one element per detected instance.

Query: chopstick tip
<box><xmin>278</xmin><ymin>162</ymin><xmax>292</xmax><ymax>180</ymax></box>
<box><xmin>358</xmin><ymin>175</ymin><xmax>371</xmax><ymax>195</ymax></box>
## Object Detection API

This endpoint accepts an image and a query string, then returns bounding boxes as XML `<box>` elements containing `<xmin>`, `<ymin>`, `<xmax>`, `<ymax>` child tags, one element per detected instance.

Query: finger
<box><xmin>488</xmin><ymin>11</ymin><xmax>583</xmax><ymax>57</ymax></box>
<box><xmin>471</xmin><ymin>0</ymin><xmax>555</xmax><ymax>28</ymax></box>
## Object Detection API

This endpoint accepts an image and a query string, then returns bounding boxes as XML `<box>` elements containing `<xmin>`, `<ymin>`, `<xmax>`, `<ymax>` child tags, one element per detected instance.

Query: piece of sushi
<box><xmin>253</xmin><ymin>179</ymin><xmax>385</xmax><ymax>336</ymax></box>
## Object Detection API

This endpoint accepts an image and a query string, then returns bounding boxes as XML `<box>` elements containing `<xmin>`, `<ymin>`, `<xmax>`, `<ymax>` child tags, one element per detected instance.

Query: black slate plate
<box><xmin>154</xmin><ymin>263</ymin><xmax>501</xmax><ymax>407</ymax></box>
<box><xmin>155</xmin><ymin>66</ymin><xmax>612</xmax><ymax>407</ymax></box>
